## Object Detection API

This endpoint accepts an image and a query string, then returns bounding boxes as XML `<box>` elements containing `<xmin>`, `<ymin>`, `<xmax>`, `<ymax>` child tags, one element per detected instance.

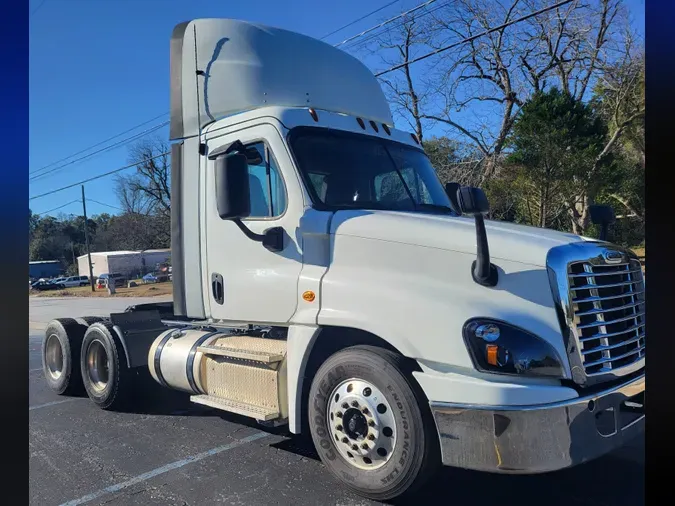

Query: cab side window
<box><xmin>244</xmin><ymin>142</ymin><xmax>286</xmax><ymax>218</ymax></box>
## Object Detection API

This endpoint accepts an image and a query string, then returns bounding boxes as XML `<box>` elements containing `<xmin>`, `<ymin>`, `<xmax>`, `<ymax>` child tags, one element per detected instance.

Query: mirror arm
<box><xmin>233</xmin><ymin>218</ymin><xmax>265</xmax><ymax>242</ymax></box>
<box><xmin>233</xmin><ymin>219</ymin><xmax>284</xmax><ymax>252</ymax></box>
<box><xmin>472</xmin><ymin>214</ymin><xmax>498</xmax><ymax>287</ymax></box>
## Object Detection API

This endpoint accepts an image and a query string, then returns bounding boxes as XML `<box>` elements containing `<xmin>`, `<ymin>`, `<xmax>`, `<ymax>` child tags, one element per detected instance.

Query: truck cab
<box><xmin>42</xmin><ymin>18</ymin><xmax>645</xmax><ymax>502</ymax></box>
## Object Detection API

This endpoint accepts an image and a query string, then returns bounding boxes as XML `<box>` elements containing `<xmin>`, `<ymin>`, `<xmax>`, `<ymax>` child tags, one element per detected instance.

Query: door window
<box><xmin>243</xmin><ymin>142</ymin><xmax>286</xmax><ymax>218</ymax></box>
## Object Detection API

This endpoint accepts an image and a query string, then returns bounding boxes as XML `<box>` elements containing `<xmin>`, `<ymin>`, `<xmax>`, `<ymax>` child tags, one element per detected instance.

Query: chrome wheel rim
<box><xmin>45</xmin><ymin>334</ymin><xmax>64</xmax><ymax>381</ymax></box>
<box><xmin>86</xmin><ymin>339</ymin><xmax>109</xmax><ymax>392</ymax></box>
<box><xmin>327</xmin><ymin>378</ymin><xmax>397</xmax><ymax>470</ymax></box>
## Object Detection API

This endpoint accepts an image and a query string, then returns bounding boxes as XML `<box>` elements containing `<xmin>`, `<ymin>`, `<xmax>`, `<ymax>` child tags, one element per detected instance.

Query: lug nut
<box><xmin>342</xmin><ymin>402</ymin><xmax>349</xmax><ymax>409</ymax></box>
<box><xmin>336</xmin><ymin>424</ymin><xmax>343</xmax><ymax>431</ymax></box>
<box><xmin>368</xmin><ymin>420</ymin><xmax>375</xmax><ymax>427</ymax></box>
<box><xmin>336</xmin><ymin>411</ymin><xmax>343</xmax><ymax>418</ymax></box>
<box><xmin>351</xmin><ymin>401</ymin><xmax>359</xmax><ymax>407</ymax></box>
<box><xmin>362</xmin><ymin>407</ymin><xmax>369</xmax><ymax>415</ymax></box>
<box><xmin>342</xmin><ymin>437</ymin><xmax>349</xmax><ymax>444</ymax></box>
<box><xmin>352</xmin><ymin>444</ymin><xmax>359</xmax><ymax>451</ymax></box>
<box><xmin>367</xmin><ymin>434</ymin><xmax>375</xmax><ymax>441</ymax></box>
<box><xmin>361</xmin><ymin>443</ymin><xmax>369</xmax><ymax>450</ymax></box>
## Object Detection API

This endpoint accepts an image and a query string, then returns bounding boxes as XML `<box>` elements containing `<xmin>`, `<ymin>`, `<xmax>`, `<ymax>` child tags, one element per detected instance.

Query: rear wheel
<box><xmin>80</xmin><ymin>322</ymin><xmax>132</xmax><ymax>410</ymax></box>
<box><xmin>42</xmin><ymin>319</ymin><xmax>89</xmax><ymax>395</ymax></box>
<box><xmin>308</xmin><ymin>345</ymin><xmax>440</xmax><ymax>501</ymax></box>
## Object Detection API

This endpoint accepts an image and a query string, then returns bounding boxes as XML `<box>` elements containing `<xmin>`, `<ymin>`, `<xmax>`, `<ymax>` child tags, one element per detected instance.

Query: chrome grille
<box><xmin>567</xmin><ymin>259</ymin><xmax>645</xmax><ymax>375</ymax></box>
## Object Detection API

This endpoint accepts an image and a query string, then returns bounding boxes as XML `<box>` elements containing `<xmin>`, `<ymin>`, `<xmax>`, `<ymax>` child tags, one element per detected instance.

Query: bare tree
<box><xmin>394</xmin><ymin>0</ymin><xmax>630</xmax><ymax>186</ymax></box>
<box><xmin>360</xmin><ymin>0</ymin><xmax>642</xmax><ymax>236</ymax></box>
<box><xmin>116</xmin><ymin>137</ymin><xmax>171</xmax><ymax>218</ymax></box>
<box><xmin>371</xmin><ymin>16</ymin><xmax>433</xmax><ymax>142</ymax></box>
<box><xmin>423</xmin><ymin>0</ymin><xmax>530</xmax><ymax>182</ymax></box>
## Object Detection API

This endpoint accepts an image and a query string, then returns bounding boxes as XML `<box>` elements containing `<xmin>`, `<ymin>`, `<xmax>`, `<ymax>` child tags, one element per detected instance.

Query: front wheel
<box><xmin>308</xmin><ymin>345</ymin><xmax>440</xmax><ymax>502</ymax></box>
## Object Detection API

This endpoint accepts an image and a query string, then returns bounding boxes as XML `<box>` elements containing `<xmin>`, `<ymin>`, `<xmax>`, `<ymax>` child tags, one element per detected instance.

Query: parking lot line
<box><xmin>29</xmin><ymin>399</ymin><xmax>81</xmax><ymax>411</ymax></box>
<box><xmin>58</xmin><ymin>431</ymin><xmax>270</xmax><ymax>506</ymax></box>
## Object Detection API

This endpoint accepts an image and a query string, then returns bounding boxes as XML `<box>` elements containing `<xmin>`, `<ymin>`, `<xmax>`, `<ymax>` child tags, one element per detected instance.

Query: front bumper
<box><xmin>430</xmin><ymin>373</ymin><xmax>644</xmax><ymax>473</ymax></box>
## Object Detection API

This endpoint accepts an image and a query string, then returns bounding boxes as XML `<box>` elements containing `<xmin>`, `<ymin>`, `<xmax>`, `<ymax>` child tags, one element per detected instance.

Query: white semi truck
<box><xmin>41</xmin><ymin>18</ymin><xmax>645</xmax><ymax>501</ymax></box>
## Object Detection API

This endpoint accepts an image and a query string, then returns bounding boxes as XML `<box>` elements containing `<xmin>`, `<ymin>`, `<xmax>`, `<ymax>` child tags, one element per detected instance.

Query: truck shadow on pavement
<box><xmin>270</xmin><ymin>433</ymin><xmax>644</xmax><ymax>506</ymax></box>
<box><xmin>121</xmin><ymin>379</ymin><xmax>644</xmax><ymax>506</ymax></box>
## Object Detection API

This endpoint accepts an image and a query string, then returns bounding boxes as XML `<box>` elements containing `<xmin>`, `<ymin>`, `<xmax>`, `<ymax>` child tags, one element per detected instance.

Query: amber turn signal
<box><xmin>486</xmin><ymin>344</ymin><xmax>499</xmax><ymax>366</ymax></box>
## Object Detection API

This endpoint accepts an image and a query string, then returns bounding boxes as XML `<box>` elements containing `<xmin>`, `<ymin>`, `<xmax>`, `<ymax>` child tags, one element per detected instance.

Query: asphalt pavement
<box><xmin>29</xmin><ymin>298</ymin><xmax>645</xmax><ymax>506</ymax></box>
<box><xmin>29</xmin><ymin>296</ymin><xmax>172</xmax><ymax>331</ymax></box>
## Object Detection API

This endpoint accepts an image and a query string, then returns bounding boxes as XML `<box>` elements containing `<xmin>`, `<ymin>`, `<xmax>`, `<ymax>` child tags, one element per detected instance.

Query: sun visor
<box><xmin>170</xmin><ymin>19</ymin><xmax>393</xmax><ymax>140</ymax></box>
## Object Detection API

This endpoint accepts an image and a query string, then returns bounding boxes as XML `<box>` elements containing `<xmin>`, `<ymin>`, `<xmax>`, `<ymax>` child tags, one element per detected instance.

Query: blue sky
<box><xmin>29</xmin><ymin>0</ymin><xmax>644</xmax><ymax>218</ymax></box>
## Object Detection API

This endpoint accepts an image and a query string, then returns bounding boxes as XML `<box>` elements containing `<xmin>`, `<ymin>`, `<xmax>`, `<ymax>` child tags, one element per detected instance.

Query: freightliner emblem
<box><xmin>603</xmin><ymin>250</ymin><xmax>624</xmax><ymax>264</ymax></box>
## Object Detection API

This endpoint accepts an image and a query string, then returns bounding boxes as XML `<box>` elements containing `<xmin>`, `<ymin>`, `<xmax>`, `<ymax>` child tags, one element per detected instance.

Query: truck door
<box><xmin>204</xmin><ymin>124</ymin><xmax>305</xmax><ymax>323</ymax></box>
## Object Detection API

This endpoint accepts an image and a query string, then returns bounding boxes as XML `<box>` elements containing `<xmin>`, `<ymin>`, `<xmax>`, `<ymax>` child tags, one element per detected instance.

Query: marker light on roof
<box><xmin>369</xmin><ymin>120</ymin><xmax>379</xmax><ymax>133</ymax></box>
<box><xmin>308</xmin><ymin>108</ymin><xmax>318</xmax><ymax>122</ymax></box>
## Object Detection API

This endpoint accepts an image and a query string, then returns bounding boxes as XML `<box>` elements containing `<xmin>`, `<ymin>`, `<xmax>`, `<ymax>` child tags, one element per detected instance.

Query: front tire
<box><xmin>308</xmin><ymin>345</ymin><xmax>440</xmax><ymax>501</ymax></box>
<box><xmin>80</xmin><ymin>322</ymin><xmax>132</xmax><ymax>410</ymax></box>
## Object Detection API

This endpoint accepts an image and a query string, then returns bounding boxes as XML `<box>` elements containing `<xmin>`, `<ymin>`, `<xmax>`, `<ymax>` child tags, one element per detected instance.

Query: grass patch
<box><xmin>630</xmin><ymin>245</ymin><xmax>645</xmax><ymax>261</ymax></box>
<box><xmin>31</xmin><ymin>282</ymin><xmax>174</xmax><ymax>298</ymax></box>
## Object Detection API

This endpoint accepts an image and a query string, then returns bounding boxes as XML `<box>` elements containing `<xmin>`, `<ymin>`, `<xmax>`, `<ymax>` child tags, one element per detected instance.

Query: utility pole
<box><xmin>81</xmin><ymin>185</ymin><xmax>95</xmax><ymax>291</ymax></box>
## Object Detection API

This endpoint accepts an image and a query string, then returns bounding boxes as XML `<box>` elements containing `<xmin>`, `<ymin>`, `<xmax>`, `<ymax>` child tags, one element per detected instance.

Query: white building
<box><xmin>78</xmin><ymin>249</ymin><xmax>170</xmax><ymax>279</ymax></box>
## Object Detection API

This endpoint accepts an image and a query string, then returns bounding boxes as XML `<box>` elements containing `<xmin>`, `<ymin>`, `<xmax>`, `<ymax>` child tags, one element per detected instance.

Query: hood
<box><xmin>330</xmin><ymin>210</ymin><xmax>585</xmax><ymax>267</ymax></box>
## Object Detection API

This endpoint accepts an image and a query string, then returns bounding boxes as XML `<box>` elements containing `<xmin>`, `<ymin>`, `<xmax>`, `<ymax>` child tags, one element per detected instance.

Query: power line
<box><xmin>341</xmin><ymin>0</ymin><xmax>453</xmax><ymax>52</ymax></box>
<box><xmin>29</xmin><ymin>151</ymin><xmax>170</xmax><ymax>201</ymax></box>
<box><xmin>35</xmin><ymin>200</ymin><xmax>79</xmax><ymax>217</ymax></box>
<box><xmin>335</xmin><ymin>0</ymin><xmax>438</xmax><ymax>47</ymax></box>
<box><xmin>34</xmin><ymin>199</ymin><xmax>123</xmax><ymax>218</ymax></box>
<box><xmin>30</xmin><ymin>0</ymin><xmax>48</xmax><ymax>17</ymax></box>
<box><xmin>30</xmin><ymin>120</ymin><xmax>169</xmax><ymax>182</ymax></box>
<box><xmin>30</xmin><ymin>112</ymin><xmax>168</xmax><ymax>176</ymax></box>
<box><xmin>87</xmin><ymin>199</ymin><xmax>124</xmax><ymax>212</ymax></box>
<box><xmin>321</xmin><ymin>0</ymin><xmax>401</xmax><ymax>41</ymax></box>
<box><xmin>375</xmin><ymin>0</ymin><xmax>574</xmax><ymax>76</ymax></box>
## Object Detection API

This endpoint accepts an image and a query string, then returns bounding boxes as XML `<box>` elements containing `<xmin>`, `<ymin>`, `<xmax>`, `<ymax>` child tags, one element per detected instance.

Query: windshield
<box><xmin>289</xmin><ymin>128</ymin><xmax>454</xmax><ymax>214</ymax></box>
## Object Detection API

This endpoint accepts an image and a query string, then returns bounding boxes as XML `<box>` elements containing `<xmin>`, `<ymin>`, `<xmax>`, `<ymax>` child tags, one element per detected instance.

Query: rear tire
<box><xmin>308</xmin><ymin>345</ymin><xmax>440</xmax><ymax>502</ymax></box>
<box><xmin>42</xmin><ymin>319</ymin><xmax>90</xmax><ymax>395</ymax></box>
<box><xmin>75</xmin><ymin>316</ymin><xmax>105</xmax><ymax>327</ymax></box>
<box><xmin>80</xmin><ymin>322</ymin><xmax>132</xmax><ymax>410</ymax></box>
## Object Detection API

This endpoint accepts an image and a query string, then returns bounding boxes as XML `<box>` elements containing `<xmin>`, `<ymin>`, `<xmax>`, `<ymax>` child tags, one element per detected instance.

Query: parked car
<box><xmin>96</xmin><ymin>273</ymin><xmax>127</xmax><ymax>288</ymax></box>
<box><xmin>60</xmin><ymin>275</ymin><xmax>90</xmax><ymax>288</ymax></box>
<box><xmin>142</xmin><ymin>272</ymin><xmax>169</xmax><ymax>284</ymax></box>
<box><xmin>30</xmin><ymin>280</ymin><xmax>63</xmax><ymax>291</ymax></box>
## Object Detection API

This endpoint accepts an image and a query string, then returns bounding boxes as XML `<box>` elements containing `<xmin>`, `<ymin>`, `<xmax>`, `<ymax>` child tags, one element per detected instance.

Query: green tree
<box><xmin>507</xmin><ymin>88</ymin><xmax>609</xmax><ymax>233</ymax></box>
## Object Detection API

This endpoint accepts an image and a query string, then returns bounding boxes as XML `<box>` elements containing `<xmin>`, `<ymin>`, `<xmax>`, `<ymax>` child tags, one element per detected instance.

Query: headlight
<box><xmin>463</xmin><ymin>318</ymin><xmax>565</xmax><ymax>378</ymax></box>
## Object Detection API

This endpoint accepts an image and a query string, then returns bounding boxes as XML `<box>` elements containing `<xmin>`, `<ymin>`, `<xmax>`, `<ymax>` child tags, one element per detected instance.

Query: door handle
<box><xmin>211</xmin><ymin>273</ymin><xmax>224</xmax><ymax>305</ymax></box>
